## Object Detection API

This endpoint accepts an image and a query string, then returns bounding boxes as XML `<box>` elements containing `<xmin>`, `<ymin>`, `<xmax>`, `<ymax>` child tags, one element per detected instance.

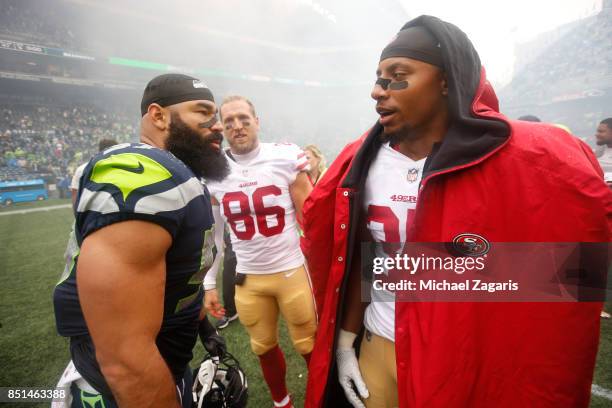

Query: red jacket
<box><xmin>303</xmin><ymin>16</ymin><xmax>611</xmax><ymax>408</ymax></box>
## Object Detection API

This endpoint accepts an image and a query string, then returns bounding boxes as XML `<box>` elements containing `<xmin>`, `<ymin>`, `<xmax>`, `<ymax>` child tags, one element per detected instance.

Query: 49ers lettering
<box><xmin>222</xmin><ymin>185</ymin><xmax>286</xmax><ymax>240</ymax></box>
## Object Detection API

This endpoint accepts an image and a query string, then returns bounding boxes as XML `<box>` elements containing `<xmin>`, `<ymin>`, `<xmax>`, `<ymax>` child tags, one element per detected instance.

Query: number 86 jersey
<box><xmin>206</xmin><ymin>142</ymin><xmax>309</xmax><ymax>274</ymax></box>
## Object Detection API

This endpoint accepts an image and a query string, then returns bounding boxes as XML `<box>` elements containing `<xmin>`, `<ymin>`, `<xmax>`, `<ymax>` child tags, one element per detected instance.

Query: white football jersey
<box><xmin>70</xmin><ymin>162</ymin><xmax>87</xmax><ymax>190</ymax></box>
<box><xmin>207</xmin><ymin>142</ymin><xmax>309</xmax><ymax>274</ymax></box>
<box><xmin>597</xmin><ymin>146</ymin><xmax>612</xmax><ymax>181</ymax></box>
<box><xmin>363</xmin><ymin>142</ymin><xmax>426</xmax><ymax>342</ymax></box>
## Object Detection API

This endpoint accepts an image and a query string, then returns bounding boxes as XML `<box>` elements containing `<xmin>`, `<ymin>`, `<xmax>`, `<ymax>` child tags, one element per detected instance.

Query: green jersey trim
<box><xmin>90</xmin><ymin>153</ymin><xmax>172</xmax><ymax>201</ymax></box>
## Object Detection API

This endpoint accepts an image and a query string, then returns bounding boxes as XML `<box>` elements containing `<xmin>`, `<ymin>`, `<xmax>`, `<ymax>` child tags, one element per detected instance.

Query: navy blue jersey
<box><xmin>53</xmin><ymin>143</ymin><xmax>216</xmax><ymax>394</ymax></box>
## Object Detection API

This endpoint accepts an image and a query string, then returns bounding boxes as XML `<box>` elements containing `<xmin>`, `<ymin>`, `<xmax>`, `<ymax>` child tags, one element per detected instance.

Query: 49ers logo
<box><xmin>452</xmin><ymin>233</ymin><xmax>490</xmax><ymax>257</ymax></box>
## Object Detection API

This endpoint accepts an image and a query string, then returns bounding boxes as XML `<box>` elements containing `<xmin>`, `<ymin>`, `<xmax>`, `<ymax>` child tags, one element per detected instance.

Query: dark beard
<box><xmin>165</xmin><ymin>113</ymin><xmax>230</xmax><ymax>181</ymax></box>
<box><xmin>379</xmin><ymin>122</ymin><xmax>414</xmax><ymax>146</ymax></box>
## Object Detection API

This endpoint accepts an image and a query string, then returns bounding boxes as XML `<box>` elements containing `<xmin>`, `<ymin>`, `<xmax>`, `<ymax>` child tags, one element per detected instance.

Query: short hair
<box><xmin>99</xmin><ymin>139</ymin><xmax>118</xmax><ymax>152</ymax></box>
<box><xmin>518</xmin><ymin>115</ymin><xmax>541</xmax><ymax>122</ymax></box>
<box><xmin>220</xmin><ymin>95</ymin><xmax>257</xmax><ymax>119</ymax></box>
<box><xmin>304</xmin><ymin>144</ymin><xmax>327</xmax><ymax>174</ymax></box>
<box><xmin>600</xmin><ymin>118</ymin><xmax>612</xmax><ymax>129</ymax></box>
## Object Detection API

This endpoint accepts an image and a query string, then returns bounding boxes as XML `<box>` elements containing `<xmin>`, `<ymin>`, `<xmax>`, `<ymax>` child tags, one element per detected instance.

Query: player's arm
<box><xmin>71</xmin><ymin>188</ymin><xmax>78</xmax><ymax>208</ymax></box>
<box><xmin>337</xmin><ymin>221</ymin><xmax>371</xmax><ymax>408</ymax></box>
<box><xmin>341</xmin><ymin>243</ymin><xmax>369</xmax><ymax>334</ymax></box>
<box><xmin>77</xmin><ymin>220</ymin><xmax>180</xmax><ymax>408</ymax></box>
<box><xmin>341</xmin><ymin>217</ymin><xmax>372</xmax><ymax>333</ymax></box>
<box><xmin>70</xmin><ymin>172</ymin><xmax>81</xmax><ymax>209</ymax></box>
<box><xmin>289</xmin><ymin>171</ymin><xmax>313</xmax><ymax>225</ymax></box>
<box><xmin>202</xmin><ymin>196</ymin><xmax>226</xmax><ymax>319</ymax></box>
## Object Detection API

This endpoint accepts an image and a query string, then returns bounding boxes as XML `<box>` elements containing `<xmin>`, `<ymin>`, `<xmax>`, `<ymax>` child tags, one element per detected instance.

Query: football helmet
<box><xmin>192</xmin><ymin>352</ymin><xmax>248</xmax><ymax>408</ymax></box>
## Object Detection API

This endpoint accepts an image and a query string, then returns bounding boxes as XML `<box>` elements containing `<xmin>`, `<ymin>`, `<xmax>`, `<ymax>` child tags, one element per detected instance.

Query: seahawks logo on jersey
<box><xmin>89</xmin><ymin>153</ymin><xmax>172</xmax><ymax>201</ymax></box>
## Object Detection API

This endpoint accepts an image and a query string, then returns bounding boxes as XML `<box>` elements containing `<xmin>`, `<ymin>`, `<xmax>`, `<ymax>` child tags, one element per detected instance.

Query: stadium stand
<box><xmin>2</xmin><ymin>0</ymin><xmax>607</xmax><ymax>172</ymax></box>
<box><xmin>0</xmin><ymin>0</ymin><xmax>382</xmax><ymax>166</ymax></box>
<box><xmin>500</xmin><ymin>1</ymin><xmax>612</xmax><ymax>142</ymax></box>
<box><xmin>0</xmin><ymin>0</ymin><xmax>83</xmax><ymax>51</ymax></box>
<box><xmin>0</xmin><ymin>102</ymin><xmax>136</xmax><ymax>183</ymax></box>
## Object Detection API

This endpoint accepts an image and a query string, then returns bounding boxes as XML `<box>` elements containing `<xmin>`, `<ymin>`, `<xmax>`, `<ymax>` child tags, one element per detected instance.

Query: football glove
<box><xmin>336</xmin><ymin>329</ymin><xmax>369</xmax><ymax>408</ymax></box>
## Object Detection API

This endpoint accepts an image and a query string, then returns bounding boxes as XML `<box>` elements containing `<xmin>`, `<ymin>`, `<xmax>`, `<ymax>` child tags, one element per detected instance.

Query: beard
<box><xmin>379</xmin><ymin>122</ymin><xmax>414</xmax><ymax>146</ymax></box>
<box><xmin>231</xmin><ymin>136</ymin><xmax>259</xmax><ymax>155</ymax></box>
<box><xmin>165</xmin><ymin>113</ymin><xmax>230</xmax><ymax>181</ymax></box>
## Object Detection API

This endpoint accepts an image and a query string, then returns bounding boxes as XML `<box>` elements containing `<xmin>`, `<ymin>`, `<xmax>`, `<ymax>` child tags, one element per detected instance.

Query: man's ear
<box><xmin>148</xmin><ymin>104</ymin><xmax>170</xmax><ymax>131</ymax></box>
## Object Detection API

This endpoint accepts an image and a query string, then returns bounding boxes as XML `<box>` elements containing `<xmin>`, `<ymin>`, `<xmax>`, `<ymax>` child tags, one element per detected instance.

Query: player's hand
<box><xmin>204</xmin><ymin>288</ymin><xmax>225</xmax><ymax>319</ymax></box>
<box><xmin>336</xmin><ymin>347</ymin><xmax>369</xmax><ymax>408</ymax></box>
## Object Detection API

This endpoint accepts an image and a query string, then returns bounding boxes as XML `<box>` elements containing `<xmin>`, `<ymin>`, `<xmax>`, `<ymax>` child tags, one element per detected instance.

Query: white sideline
<box><xmin>0</xmin><ymin>203</ymin><xmax>71</xmax><ymax>216</ymax></box>
<box><xmin>592</xmin><ymin>384</ymin><xmax>612</xmax><ymax>400</ymax></box>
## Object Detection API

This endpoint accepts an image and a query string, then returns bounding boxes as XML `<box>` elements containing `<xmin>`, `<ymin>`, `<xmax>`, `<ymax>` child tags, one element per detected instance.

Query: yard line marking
<box><xmin>592</xmin><ymin>384</ymin><xmax>612</xmax><ymax>400</ymax></box>
<box><xmin>0</xmin><ymin>204</ymin><xmax>72</xmax><ymax>216</ymax></box>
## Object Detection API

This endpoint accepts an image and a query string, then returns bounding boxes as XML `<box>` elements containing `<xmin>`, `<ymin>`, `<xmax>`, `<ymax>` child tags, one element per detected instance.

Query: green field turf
<box><xmin>0</xmin><ymin>206</ymin><xmax>610</xmax><ymax>407</ymax></box>
<box><xmin>0</xmin><ymin>206</ymin><xmax>307</xmax><ymax>407</ymax></box>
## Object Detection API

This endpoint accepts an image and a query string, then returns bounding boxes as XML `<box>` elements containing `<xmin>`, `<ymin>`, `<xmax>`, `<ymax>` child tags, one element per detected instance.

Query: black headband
<box><xmin>380</xmin><ymin>26</ymin><xmax>443</xmax><ymax>68</ymax></box>
<box><xmin>141</xmin><ymin>73</ymin><xmax>215</xmax><ymax>116</ymax></box>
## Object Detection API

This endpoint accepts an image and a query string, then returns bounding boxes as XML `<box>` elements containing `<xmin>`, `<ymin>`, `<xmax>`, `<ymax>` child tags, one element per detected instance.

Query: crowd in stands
<box><xmin>0</xmin><ymin>0</ymin><xmax>82</xmax><ymax>51</ymax></box>
<box><xmin>505</xmin><ymin>6</ymin><xmax>611</xmax><ymax>102</ymax></box>
<box><xmin>0</xmin><ymin>103</ymin><xmax>137</xmax><ymax>183</ymax></box>
<box><xmin>1</xmin><ymin>0</ymin><xmax>609</xmax><ymax>176</ymax></box>
<box><xmin>500</xmin><ymin>5</ymin><xmax>612</xmax><ymax>144</ymax></box>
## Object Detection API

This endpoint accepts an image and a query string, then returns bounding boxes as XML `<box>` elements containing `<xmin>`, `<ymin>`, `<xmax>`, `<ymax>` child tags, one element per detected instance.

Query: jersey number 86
<box><xmin>222</xmin><ymin>185</ymin><xmax>285</xmax><ymax>240</ymax></box>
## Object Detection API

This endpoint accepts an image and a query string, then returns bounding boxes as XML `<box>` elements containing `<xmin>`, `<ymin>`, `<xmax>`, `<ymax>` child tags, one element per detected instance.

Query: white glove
<box><xmin>336</xmin><ymin>329</ymin><xmax>369</xmax><ymax>408</ymax></box>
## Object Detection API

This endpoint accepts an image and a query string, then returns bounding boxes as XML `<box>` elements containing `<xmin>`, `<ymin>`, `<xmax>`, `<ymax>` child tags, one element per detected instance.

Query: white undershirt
<box><xmin>363</xmin><ymin>142</ymin><xmax>426</xmax><ymax>342</ymax></box>
<box><xmin>597</xmin><ymin>145</ymin><xmax>612</xmax><ymax>181</ymax></box>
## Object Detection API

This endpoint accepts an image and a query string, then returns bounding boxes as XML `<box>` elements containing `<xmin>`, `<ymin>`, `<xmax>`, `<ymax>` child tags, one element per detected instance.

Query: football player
<box><xmin>595</xmin><ymin>117</ymin><xmax>612</xmax><ymax>319</ymax></box>
<box><xmin>203</xmin><ymin>95</ymin><xmax>315</xmax><ymax>408</ymax></box>
<box><xmin>303</xmin><ymin>16</ymin><xmax>611</xmax><ymax>408</ymax></box>
<box><xmin>53</xmin><ymin>74</ymin><xmax>229</xmax><ymax>407</ymax></box>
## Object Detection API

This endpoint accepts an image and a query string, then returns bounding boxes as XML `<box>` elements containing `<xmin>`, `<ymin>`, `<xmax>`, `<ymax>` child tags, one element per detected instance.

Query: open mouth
<box><xmin>207</xmin><ymin>133</ymin><xmax>223</xmax><ymax>151</ymax></box>
<box><xmin>210</xmin><ymin>140</ymin><xmax>221</xmax><ymax>151</ymax></box>
<box><xmin>376</xmin><ymin>106</ymin><xmax>396</xmax><ymax>124</ymax></box>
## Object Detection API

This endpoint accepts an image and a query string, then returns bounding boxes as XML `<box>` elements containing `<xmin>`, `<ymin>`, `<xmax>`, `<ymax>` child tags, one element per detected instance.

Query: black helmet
<box><xmin>192</xmin><ymin>352</ymin><xmax>248</xmax><ymax>408</ymax></box>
